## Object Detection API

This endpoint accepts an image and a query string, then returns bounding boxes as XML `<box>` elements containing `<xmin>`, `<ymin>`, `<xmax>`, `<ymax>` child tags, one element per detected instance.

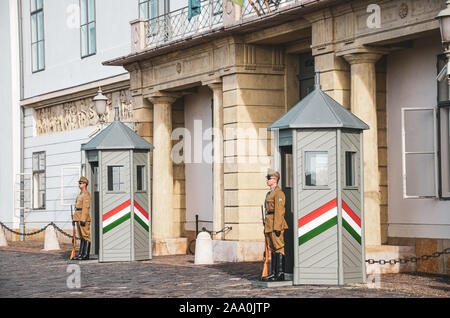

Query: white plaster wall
<box><xmin>21</xmin><ymin>0</ymin><xmax>135</xmax><ymax>99</ymax></box>
<box><xmin>0</xmin><ymin>0</ymin><xmax>21</xmax><ymax>228</ymax></box>
<box><xmin>22</xmin><ymin>108</ymin><xmax>100</xmax><ymax>230</ymax></box>
<box><xmin>386</xmin><ymin>34</ymin><xmax>450</xmax><ymax>239</ymax></box>
<box><xmin>183</xmin><ymin>86</ymin><xmax>213</xmax><ymax>232</ymax></box>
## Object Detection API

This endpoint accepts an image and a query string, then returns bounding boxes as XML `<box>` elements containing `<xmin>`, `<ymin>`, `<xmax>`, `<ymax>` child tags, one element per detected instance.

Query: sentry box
<box><xmin>81</xmin><ymin>107</ymin><xmax>154</xmax><ymax>262</ymax></box>
<box><xmin>268</xmin><ymin>71</ymin><xmax>369</xmax><ymax>285</ymax></box>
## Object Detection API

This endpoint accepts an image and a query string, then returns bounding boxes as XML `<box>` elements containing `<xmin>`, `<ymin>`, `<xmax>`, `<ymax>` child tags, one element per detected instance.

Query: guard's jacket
<box><xmin>264</xmin><ymin>186</ymin><xmax>288</xmax><ymax>234</ymax></box>
<box><xmin>73</xmin><ymin>190</ymin><xmax>91</xmax><ymax>223</ymax></box>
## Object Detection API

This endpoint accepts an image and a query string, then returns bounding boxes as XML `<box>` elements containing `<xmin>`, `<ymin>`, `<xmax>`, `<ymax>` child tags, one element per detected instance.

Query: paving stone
<box><xmin>0</xmin><ymin>248</ymin><xmax>449</xmax><ymax>298</ymax></box>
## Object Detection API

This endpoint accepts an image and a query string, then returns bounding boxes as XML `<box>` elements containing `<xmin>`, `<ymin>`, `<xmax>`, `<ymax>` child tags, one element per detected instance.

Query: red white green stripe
<box><xmin>341</xmin><ymin>200</ymin><xmax>361</xmax><ymax>244</ymax></box>
<box><xmin>298</xmin><ymin>199</ymin><xmax>338</xmax><ymax>246</ymax></box>
<box><xmin>103</xmin><ymin>200</ymin><xmax>131</xmax><ymax>234</ymax></box>
<box><xmin>134</xmin><ymin>200</ymin><xmax>149</xmax><ymax>232</ymax></box>
<box><xmin>297</xmin><ymin>198</ymin><xmax>362</xmax><ymax>246</ymax></box>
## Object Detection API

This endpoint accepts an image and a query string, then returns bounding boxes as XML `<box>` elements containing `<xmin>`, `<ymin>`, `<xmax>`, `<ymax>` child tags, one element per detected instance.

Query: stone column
<box><xmin>147</xmin><ymin>93</ymin><xmax>179</xmax><ymax>241</ymax></box>
<box><xmin>207</xmin><ymin>82</ymin><xmax>224</xmax><ymax>240</ymax></box>
<box><xmin>343</xmin><ymin>51</ymin><xmax>384</xmax><ymax>247</ymax></box>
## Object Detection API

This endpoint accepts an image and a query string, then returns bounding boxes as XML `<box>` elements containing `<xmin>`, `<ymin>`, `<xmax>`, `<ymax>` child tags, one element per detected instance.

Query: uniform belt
<box><xmin>266</xmin><ymin>211</ymin><xmax>274</xmax><ymax>215</ymax></box>
<box><xmin>75</xmin><ymin>208</ymin><xmax>82</xmax><ymax>211</ymax></box>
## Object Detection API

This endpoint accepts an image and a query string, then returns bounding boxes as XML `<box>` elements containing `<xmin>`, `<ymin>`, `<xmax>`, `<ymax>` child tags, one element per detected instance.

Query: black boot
<box><xmin>74</xmin><ymin>239</ymin><xmax>85</xmax><ymax>260</ymax></box>
<box><xmin>275</xmin><ymin>253</ymin><xmax>285</xmax><ymax>281</ymax></box>
<box><xmin>262</xmin><ymin>252</ymin><xmax>277</xmax><ymax>281</ymax></box>
<box><xmin>81</xmin><ymin>241</ymin><xmax>91</xmax><ymax>260</ymax></box>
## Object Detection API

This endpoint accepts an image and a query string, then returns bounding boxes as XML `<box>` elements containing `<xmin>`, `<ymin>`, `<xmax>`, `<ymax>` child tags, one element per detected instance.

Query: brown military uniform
<box><xmin>73</xmin><ymin>190</ymin><xmax>91</xmax><ymax>242</ymax></box>
<box><xmin>264</xmin><ymin>186</ymin><xmax>288</xmax><ymax>255</ymax></box>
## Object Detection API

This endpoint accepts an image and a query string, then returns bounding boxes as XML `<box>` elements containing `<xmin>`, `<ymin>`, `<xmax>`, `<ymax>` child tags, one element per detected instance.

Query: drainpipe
<box><xmin>17</xmin><ymin>0</ymin><xmax>25</xmax><ymax>241</ymax></box>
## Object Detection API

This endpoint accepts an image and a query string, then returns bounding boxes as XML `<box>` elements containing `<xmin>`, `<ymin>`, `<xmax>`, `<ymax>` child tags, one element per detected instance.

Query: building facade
<box><xmin>2</xmin><ymin>0</ymin><xmax>449</xmax><ymax>274</ymax></box>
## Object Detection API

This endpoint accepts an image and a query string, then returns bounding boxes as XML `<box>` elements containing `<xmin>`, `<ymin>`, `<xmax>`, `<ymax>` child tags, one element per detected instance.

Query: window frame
<box><xmin>344</xmin><ymin>151</ymin><xmax>358</xmax><ymax>189</ymax></box>
<box><xmin>136</xmin><ymin>165</ymin><xmax>146</xmax><ymax>192</ymax></box>
<box><xmin>138</xmin><ymin>0</ymin><xmax>158</xmax><ymax>19</ymax></box>
<box><xmin>303</xmin><ymin>150</ymin><xmax>330</xmax><ymax>190</ymax></box>
<box><xmin>107</xmin><ymin>165</ymin><xmax>125</xmax><ymax>193</ymax></box>
<box><xmin>80</xmin><ymin>0</ymin><xmax>97</xmax><ymax>58</ymax></box>
<box><xmin>401</xmin><ymin>107</ymin><xmax>439</xmax><ymax>199</ymax></box>
<box><xmin>30</xmin><ymin>0</ymin><xmax>45</xmax><ymax>73</ymax></box>
<box><xmin>32</xmin><ymin>151</ymin><xmax>46</xmax><ymax>210</ymax></box>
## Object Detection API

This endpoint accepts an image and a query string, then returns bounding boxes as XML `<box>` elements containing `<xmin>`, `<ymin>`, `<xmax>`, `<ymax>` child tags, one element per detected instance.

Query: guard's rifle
<box><xmin>70</xmin><ymin>205</ymin><xmax>76</xmax><ymax>260</ymax></box>
<box><xmin>261</xmin><ymin>204</ymin><xmax>269</xmax><ymax>279</ymax></box>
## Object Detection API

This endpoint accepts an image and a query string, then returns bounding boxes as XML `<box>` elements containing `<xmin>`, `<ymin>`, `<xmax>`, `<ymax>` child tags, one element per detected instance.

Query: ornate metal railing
<box><xmin>146</xmin><ymin>0</ymin><xmax>223</xmax><ymax>47</ymax></box>
<box><xmin>242</xmin><ymin>0</ymin><xmax>303</xmax><ymax>20</ymax></box>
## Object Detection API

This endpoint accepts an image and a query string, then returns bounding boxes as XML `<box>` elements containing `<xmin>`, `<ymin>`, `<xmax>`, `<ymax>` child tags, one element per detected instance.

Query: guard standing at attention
<box><xmin>73</xmin><ymin>176</ymin><xmax>91</xmax><ymax>260</ymax></box>
<box><xmin>262</xmin><ymin>169</ymin><xmax>288</xmax><ymax>281</ymax></box>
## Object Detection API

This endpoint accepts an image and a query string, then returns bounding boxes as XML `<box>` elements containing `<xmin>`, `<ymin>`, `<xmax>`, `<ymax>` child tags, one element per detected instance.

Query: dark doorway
<box><xmin>280</xmin><ymin>146</ymin><xmax>294</xmax><ymax>274</ymax></box>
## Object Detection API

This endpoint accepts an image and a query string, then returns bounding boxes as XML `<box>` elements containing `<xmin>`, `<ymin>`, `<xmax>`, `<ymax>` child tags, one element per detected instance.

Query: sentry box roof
<box><xmin>268</xmin><ymin>71</ymin><xmax>369</xmax><ymax>131</ymax></box>
<box><xmin>81</xmin><ymin>107</ymin><xmax>154</xmax><ymax>151</ymax></box>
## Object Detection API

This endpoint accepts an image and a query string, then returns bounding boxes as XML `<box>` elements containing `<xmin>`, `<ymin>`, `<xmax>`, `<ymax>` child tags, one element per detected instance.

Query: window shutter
<box><xmin>401</xmin><ymin>108</ymin><xmax>438</xmax><ymax>198</ymax></box>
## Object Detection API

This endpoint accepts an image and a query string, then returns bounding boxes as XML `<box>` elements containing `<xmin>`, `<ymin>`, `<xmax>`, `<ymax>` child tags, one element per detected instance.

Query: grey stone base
<box><xmin>68</xmin><ymin>254</ymin><xmax>99</xmax><ymax>264</ymax></box>
<box><xmin>252</xmin><ymin>280</ymin><xmax>293</xmax><ymax>288</ymax></box>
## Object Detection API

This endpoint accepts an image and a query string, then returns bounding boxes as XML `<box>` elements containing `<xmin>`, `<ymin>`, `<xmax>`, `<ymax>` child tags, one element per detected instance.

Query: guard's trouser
<box><xmin>265</xmin><ymin>230</ymin><xmax>285</xmax><ymax>255</ymax></box>
<box><xmin>76</xmin><ymin>221</ymin><xmax>91</xmax><ymax>242</ymax></box>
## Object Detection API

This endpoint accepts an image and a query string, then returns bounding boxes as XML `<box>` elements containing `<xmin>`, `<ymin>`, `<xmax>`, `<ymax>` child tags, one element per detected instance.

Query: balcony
<box><xmin>145</xmin><ymin>0</ymin><xmax>223</xmax><ymax>48</ymax></box>
<box><xmin>129</xmin><ymin>0</ymin><xmax>311</xmax><ymax>53</ymax></box>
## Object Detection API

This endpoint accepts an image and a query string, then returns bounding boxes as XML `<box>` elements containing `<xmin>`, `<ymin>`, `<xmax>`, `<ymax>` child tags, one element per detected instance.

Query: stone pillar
<box><xmin>147</xmin><ymin>93</ymin><xmax>179</xmax><ymax>241</ymax></box>
<box><xmin>207</xmin><ymin>82</ymin><xmax>224</xmax><ymax>240</ymax></box>
<box><xmin>343</xmin><ymin>51</ymin><xmax>384</xmax><ymax>247</ymax></box>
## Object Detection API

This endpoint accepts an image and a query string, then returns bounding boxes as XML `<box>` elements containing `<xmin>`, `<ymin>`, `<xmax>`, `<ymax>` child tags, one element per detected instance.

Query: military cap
<box><xmin>267</xmin><ymin>168</ymin><xmax>280</xmax><ymax>180</ymax></box>
<box><xmin>79</xmin><ymin>176</ymin><xmax>89</xmax><ymax>185</ymax></box>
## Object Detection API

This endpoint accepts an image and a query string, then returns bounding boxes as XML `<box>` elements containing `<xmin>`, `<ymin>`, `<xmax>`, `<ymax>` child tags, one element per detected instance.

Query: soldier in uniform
<box><xmin>72</xmin><ymin>176</ymin><xmax>91</xmax><ymax>260</ymax></box>
<box><xmin>262</xmin><ymin>169</ymin><xmax>288</xmax><ymax>281</ymax></box>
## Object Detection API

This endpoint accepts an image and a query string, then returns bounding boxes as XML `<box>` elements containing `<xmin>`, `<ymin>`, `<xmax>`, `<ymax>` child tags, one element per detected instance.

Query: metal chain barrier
<box><xmin>0</xmin><ymin>221</ymin><xmax>78</xmax><ymax>241</ymax></box>
<box><xmin>366</xmin><ymin>247</ymin><xmax>450</xmax><ymax>265</ymax></box>
<box><xmin>2</xmin><ymin>219</ymin><xmax>448</xmax><ymax>263</ymax></box>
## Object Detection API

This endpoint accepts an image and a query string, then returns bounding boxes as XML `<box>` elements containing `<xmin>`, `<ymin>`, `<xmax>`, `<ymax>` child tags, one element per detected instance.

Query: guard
<box><xmin>72</xmin><ymin>176</ymin><xmax>91</xmax><ymax>260</ymax></box>
<box><xmin>262</xmin><ymin>169</ymin><xmax>288</xmax><ymax>281</ymax></box>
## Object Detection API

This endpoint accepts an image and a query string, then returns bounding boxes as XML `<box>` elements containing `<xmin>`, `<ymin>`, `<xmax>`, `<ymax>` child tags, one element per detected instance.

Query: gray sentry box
<box><xmin>81</xmin><ymin>108</ymin><xmax>154</xmax><ymax>262</ymax></box>
<box><xmin>268</xmin><ymin>71</ymin><xmax>369</xmax><ymax>285</ymax></box>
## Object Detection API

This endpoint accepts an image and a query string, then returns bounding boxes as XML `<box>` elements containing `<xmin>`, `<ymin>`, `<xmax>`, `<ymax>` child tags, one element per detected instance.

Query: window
<box><xmin>345</xmin><ymin>152</ymin><xmax>357</xmax><ymax>187</ymax></box>
<box><xmin>30</xmin><ymin>0</ymin><xmax>45</xmax><ymax>72</ymax></box>
<box><xmin>298</xmin><ymin>52</ymin><xmax>315</xmax><ymax>100</ymax></box>
<box><xmin>283</xmin><ymin>153</ymin><xmax>293</xmax><ymax>189</ymax></box>
<box><xmin>32</xmin><ymin>152</ymin><xmax>46</xmax><ymax>209</ymax></box>
<box><xmin>437</xmin><ymin>54</ymin><xmax>450</xmax><ymax>199</ymax></box>
<box><xmin>80</xmin><ymin>0</ymin><xmax>96</xmax><ymax>57</ymax></box>
<box><xmin>136</xmin><ymin>165</ymin><xmax>145</xmax><ymax>191</ymax></box>
<box><xmin>107</xmin><ymin>166</ymin><xmax>124</xmax><ymax>192</ymax></box>
<box><xmin>139</xmin><ymin>0</ymin><xmax>158</xmax><ymax>19</ymax></box>
<box><xmin>305</xmin><ymin>151</ymin><xmax>328</xmax><ymax>187</ymax></box>
<box><xmin>401</xmin><ymin>108</ymin><xmax>438</xmax><ymax>198</ymax></box>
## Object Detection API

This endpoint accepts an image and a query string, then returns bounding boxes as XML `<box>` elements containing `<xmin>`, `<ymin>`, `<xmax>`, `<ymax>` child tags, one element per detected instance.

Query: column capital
<box><xmin>338</xmin><ymin>47</ymin><xmax>389</xmax><ymax>65</ymax></box>
<box><xmin>203</xmin><ymin>79</ymin><xmax>223</xmax><ymax>91</ymax></box>
<box><xmin>146</xmin><ymin>91</ymin><xmax>180</xmax><ymax>105</ymax></box>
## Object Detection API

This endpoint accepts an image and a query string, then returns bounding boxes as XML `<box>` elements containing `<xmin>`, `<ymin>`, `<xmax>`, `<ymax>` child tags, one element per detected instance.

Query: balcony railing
<box><xmin>242</xmin><ymin>0</ymin><xmax>305</xmax><ymax>20</ymax></box>
<box><xmin>146</xmin><ymin>0</ymin><xmax>223</xmax><ymax>48</ymax></box>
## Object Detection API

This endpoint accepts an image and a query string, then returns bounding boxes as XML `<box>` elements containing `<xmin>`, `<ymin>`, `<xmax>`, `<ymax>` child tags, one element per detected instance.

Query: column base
<box><xmin>212</xmin><ymin>240</ymin><xmax>265</xmax><ymax>262</ymax></box>
<box><xmin>152</xmin><ymin>238</ymin><xmax>188</xmax><ymax>256</ymax></box>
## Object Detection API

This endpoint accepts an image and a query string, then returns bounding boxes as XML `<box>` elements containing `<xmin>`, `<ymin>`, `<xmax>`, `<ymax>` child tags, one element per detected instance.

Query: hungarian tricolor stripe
<box><xmin>341</xmin><ymin>200</ymin><xmax>361</xmax><ymax>244</ymax></box>
<box><xmin>103</xmin><ymin>200</ymin><xmax>131</xmax><ymax>234</ymax></box>
<box><xmin>134</xmin><ymin>200</ymin><xmax>149</xmax><ymax>232</ymax></box>
<box><xmin>298</xmin><ymin>199</ymin><xmax>338</xmax><ymax>246</ymax></box>
<box><xmin>297</xmin><ymin>198</ymin><xmax>362</xmax><ymax>246</ymax></box>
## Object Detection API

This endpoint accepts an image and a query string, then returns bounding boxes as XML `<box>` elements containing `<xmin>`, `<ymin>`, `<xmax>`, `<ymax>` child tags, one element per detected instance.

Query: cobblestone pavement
<box><xmin>0</xmin><ymin>244</ymin><xmax>449</xmax><ymax>298</ymax></box>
